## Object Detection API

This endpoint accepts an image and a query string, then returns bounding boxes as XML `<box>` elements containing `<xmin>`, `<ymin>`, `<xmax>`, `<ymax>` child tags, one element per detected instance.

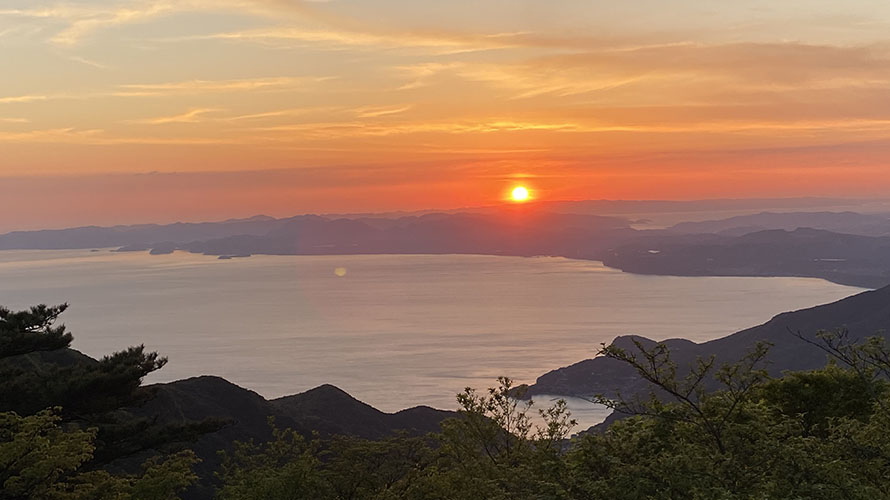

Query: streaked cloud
<box><xmin>129</xmin><ymin>108</ymin><xmax>222</xmax><ymax>124</ymax></box>
<box><xmin>67</xmin><ymin>55</ymin><xmax>108</xmax><ymax>69</ymax></box>
<box><xmin>354</xmin><ymin>105</ymin><xmax>411</xmax><ymax>118</ymax></box>
<box><xmin>0</xmin><ymin>0</ymin><xmax>331</xmax><ymax>46</ymax></box>
<box><xmin>0</xmin><ymin>77</ymin><xmax>330</xmax><ymax>105</ymax></box>
<box><xmin>0</xmin><ymin>127</ymin><xmax>107</xmax><ymax>143</ymax></box>
<box><xmin>114</xmin><ymin>76</ymin><xmax>330</xmax><ymax>96</ymax></box>
<box><xmin>183</xmin><ymin>26</ymin><xmax>562</xmax><ymax>54</ymax></box>
<box><xmin>0</xmin><ymin>94</ymin><xmax>54</xmax><ymax>104</ymax></box>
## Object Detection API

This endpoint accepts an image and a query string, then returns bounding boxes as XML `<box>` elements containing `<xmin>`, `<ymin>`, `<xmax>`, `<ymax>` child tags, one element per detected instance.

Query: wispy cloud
<box><xmin>165</xmin><ymin>19</ymin><xmax>689</xmax><ymax>56</ymax></box>
<box><xmin>67</xmin><ymin>55</ymin><xmax>108</xmax><ymax>69</ymax></box>
<box><xmin>0</xmin><ymin>2</ymin><xmax>181</xmax><ymax>46</ymax></box>
<box><xmin>223</xmin><ymin>106</ymin><xmax>340</xmax><ymax>122</ymax></box>
<box><xmin>0</xmin><ymin>127</ymin><xmax>106</xmax><ymax>143</ymax></box>
<box><xmin>0</xmin><ymin>94</ymin><xmax>55</xmax><ymax>104</ymax></box>
<box><xmin>53</xmin><ymin>3</ymin><xmax>177</xmax><ymax>46</ymax></box>
<box><xmin>0</xmin><ymin>76</ymin><xmax>329</xmax><ymax>106</ymax></box>
<box><xmin>397</xmin><ymin>63</ymin><xmax>462</xmax><ymax>90</ymax></box>
<box><xmin>0</xmin><ymin>0</ymin><xmax>336</xmax><ymax>46</ymax></box>
<box><xmin>354</xmin><ymin>105</ymin><xmax>411</xmax><ymax>118</ymax></box>
<box><xmin>390</xmin><ymin>41</ymin><xmax>890</xmax><ymax>105</ymax></box>
<box><xmin>182</xmin><ymin>27</ymin><xmax>544</xmax><ymax>54</ymax></box>
<box><xmin>114</xmin><ymin>76</ymin><xmax>330</xmax><ymax>96</ymax></box>
<box><xmin>0</xmin><ymin>127</ymin><xmax>229</xmax><ymax>145</ymax></box>
<box><xmin>129</xmin><ymin>108</ymin><xmax>222</xmax><ymax>124</ymax></box>
<box><xmin>244</xmin><ymin>119</ymin><xmax>587</xmax><ymax>138</ymax></box>
<box><xmin>240</xmin><ymin>116</ymin><xmax>890</xmax><ymax>142</ymax></box>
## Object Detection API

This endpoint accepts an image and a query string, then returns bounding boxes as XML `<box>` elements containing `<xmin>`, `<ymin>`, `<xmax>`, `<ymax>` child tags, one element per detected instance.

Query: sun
<box><xmin>511</xmin><ymin>186</ymin><xmax>530</xmax><ymax>202</ymax></box>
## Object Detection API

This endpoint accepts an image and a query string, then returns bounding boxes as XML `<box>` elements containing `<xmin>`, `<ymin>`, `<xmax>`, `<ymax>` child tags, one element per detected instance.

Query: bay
<box><xmin>0</xmin><ymin>250</ymin><xmax>864</xmax><ymax>429</ymax></box>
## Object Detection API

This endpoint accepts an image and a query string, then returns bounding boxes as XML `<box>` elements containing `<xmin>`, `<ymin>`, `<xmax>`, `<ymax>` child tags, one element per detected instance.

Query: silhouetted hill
<box><xmin>319</xmin><ymin>197</ymin><xmax>880</xmax><ymax>220</ymax></box>
<box><xmin>8</xmin><ymin>209</ymin><xmax>890</xmax><ymax>288</ymax></box>
<box><xmin>528</xmin><ymin>285</ymin><xmax>890</xmax><ymax>402</ymax></box>
<box><xmin>0</xmin><ymin>216</ymin><xmax>286</xmax><ymax>250</ymax></box>
<box><xmin>0</xmin><ymin>210</ymin><xmax>635</xmax><ymax>261</ymax></box>
<box><xmin>0</xmin><ymin>346</ymin><xmax>96</xmax><ymax>372</ymax></box>
<box><xmin>180</xmin><ymin>211</ymin><xmax>635</xmax><ymax>260</ymax></box>
<box><xmin>139</xmin><ymin>376</ymin><xmax>286</xmax><ymax>444</ymax></box>
<box><xmin>272</xmin><ymin>384</ymin><xmax>453</xmax><ymax>439</ymax></box>
<box><xmin>128</xmin><ymin>376</ymin><xmax>454</xmax><ymax>499</ymax></box>
<box><xmin>530</xmin><ymin>198</ymin><xmax>866</xmax><ymax>216</ymax></box>
<box><xmin>603</xmin><ymin>227</ymin><xmax>890</xmax><ymax>288</ymax></box>
<box><xmin>2</xmin><ymin>349</ymin><xmax>455</xmax><ymax>500</ymax></box>
<box><xmin>669</xmin><ymin>211</ymin><xmax>890</xmax><ymax>237</ymax></box>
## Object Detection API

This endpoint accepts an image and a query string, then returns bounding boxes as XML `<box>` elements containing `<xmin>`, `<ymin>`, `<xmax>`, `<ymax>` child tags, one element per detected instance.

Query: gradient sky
<box><xmin>3</xmin><ymin>0</ymin><xmax>890</xmax><ymax>230</ymax></box>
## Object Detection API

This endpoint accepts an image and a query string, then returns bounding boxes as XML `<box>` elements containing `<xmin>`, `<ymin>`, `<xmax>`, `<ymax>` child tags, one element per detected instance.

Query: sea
<box><xmin>0</xmin><ymin>250</ymin><xmax>865</xmax><ymax>429</ymax></box>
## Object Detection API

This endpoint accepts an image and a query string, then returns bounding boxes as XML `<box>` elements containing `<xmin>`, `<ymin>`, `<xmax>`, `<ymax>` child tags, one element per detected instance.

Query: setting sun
<box><xmin>511</xmin><ymin>186</ymin><xmax>530</xmax><ymax>202</ymax></box>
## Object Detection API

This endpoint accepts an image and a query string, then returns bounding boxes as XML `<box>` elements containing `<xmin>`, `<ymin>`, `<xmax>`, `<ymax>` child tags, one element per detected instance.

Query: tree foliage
<box><xmin>0</xmin><ymin>408</ymin><xmax>199</xmax><ymax>500</ymax></box>
<box><xmin>215</xmin><ymin>332</ymin><xmax>890</xmax><ymax>500</ymax></box>
<box><xmin>0</xmin><ymin>304</ymin><xmax>206</xmax><ymax>499</ymax></box>
<box><xmin>0</xmin><ymin>304</ymin><xmax>73</xmax><ymax>358</ymax></box>
<box><xmin>216</xmin><ymin>378</ymin><xmax>577</xmax><ymax>500</ymax></box>
<box><xmin>567</xmin><ymin>331</ymin><xmax>890</xmax><ymax>499</ymax></box>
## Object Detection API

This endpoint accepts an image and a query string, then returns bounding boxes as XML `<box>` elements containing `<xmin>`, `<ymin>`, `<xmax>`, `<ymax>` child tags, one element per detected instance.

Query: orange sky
<box><xmin>3</xmin><ymin>1</ymin><xmax>890</xmax><ymax>230</ymax></box>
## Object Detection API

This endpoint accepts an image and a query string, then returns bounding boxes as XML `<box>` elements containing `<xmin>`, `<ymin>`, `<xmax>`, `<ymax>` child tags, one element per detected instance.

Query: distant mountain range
<box><xmin>337</xmin><ymin>197</ymin><xmax>887</xmax><ymax>219</ymax></box>
<box><xmin>527</xmin><ymin>284</ymin><xmax>890</xmax><ymax>403</ymax></box>
<box><xmin>603</xmin><ymin>227</ymin><xmax>890</xmax><ymax>288</ymax></box>
<box><xmin>0</xmin><ymin>209</ymin><xmax>636</xmax><ymax>260</ymax></box>
<box><xmin>0</xmin><ymin>215</ymin><xmax>287</xmax><ymax>250</ymax></box>
<box><xmin>667</xmin><ymin>211</ymin><xmax>890</xmax><ymax>237</ymax></box>
<box><xmin>3</xmin><ymin>208</ymin><xmax>890</xmax><ymax>288</ymax></box>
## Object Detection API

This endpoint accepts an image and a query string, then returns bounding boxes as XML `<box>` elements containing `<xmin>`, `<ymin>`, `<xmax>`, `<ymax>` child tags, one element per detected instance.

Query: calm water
<box><xmin>0</xmin><ymin>250</ymin><xmax>865</xmax><ymax>429</ymax></box>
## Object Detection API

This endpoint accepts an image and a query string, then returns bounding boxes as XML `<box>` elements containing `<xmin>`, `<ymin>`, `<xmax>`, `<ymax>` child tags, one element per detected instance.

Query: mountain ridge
<box><xmin>528</xmin><ymin>284</ymin><xmax>890</xmax><ymax>401</ymax></box>
<box><xmin>6</xmin><ymin>209</ymin><xmax>890</xmax><ymax>288</ymax></box>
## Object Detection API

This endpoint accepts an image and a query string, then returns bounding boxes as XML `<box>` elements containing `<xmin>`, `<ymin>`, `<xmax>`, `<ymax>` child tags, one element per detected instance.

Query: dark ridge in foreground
<box><xmin>1</xmin><ymin>345</ymin><xmax>454</xmax><ymax>500</ymax></box>
<box><xmin>133</xmin><ymin>376</ymin><xmax>453</xmax><ymax>499</ymax></box>
<box><xmin>272</xmin><ymin>384</ymin><xmax>451</xmax><ymax>439</ymax></box>
<box><xmin>528</xmin><ymin>284</ymin><xmax>890</xmax><ymax>401</ymax></box>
